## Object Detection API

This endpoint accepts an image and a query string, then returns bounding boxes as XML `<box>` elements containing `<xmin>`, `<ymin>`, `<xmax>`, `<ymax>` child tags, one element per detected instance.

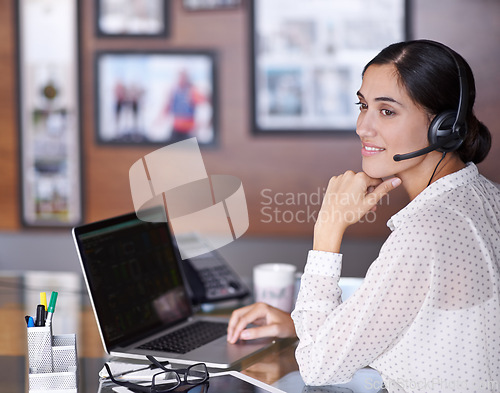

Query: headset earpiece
<box><xmin>392</xmin><ymin>40</ymin><xmax>469</xmax><ymax>162</ymax></box>
<box><xmin>428</xmin><ymin>109</ymin><xmax>464</xmax><ymax>153</ymax></box>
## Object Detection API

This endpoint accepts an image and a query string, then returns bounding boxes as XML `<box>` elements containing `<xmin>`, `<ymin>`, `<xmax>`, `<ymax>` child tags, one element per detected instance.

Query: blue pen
<box><xmin>27</xmin><ymin>316</ymin><xmax>35</xmax><ymax>327</ymax></box>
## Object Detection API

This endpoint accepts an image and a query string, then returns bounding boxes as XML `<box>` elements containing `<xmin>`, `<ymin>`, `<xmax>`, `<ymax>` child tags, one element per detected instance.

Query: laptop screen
<box><xmin>74</xmin><ymin>211</ymin><xmax>192</xmax><ymax>350</ymax></box>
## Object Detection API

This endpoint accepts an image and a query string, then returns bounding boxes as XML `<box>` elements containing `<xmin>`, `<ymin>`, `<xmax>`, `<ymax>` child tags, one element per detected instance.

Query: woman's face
<box><xmin>356</xmin><ymin>63</ymin><xmax>431</xmax><ymax>180</ymax></box>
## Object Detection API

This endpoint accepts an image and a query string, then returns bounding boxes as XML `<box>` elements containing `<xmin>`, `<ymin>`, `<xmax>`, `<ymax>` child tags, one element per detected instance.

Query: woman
<box><xmin>227</xmin><ymin>40</ymin><xmax>500</xmax><ymax>392</ymax></box>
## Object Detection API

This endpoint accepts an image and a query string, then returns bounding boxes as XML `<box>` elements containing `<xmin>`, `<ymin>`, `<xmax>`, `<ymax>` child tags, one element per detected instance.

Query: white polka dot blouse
<box><xmin>291</xmin><ymin>163</ymin><xmax>500</xmax><ymax>393</ymax></box>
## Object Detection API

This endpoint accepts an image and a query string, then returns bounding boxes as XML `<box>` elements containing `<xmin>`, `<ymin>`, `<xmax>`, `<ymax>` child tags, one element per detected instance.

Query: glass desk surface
<box><xmin>0</xmin><ymin>271</ymin><xmax>298</xmax><ymax>392</ymax></box>
<box><xmin>0</xmin><ymin>271</ymin><xmax>384</xmax><ymax>393</ymax></box>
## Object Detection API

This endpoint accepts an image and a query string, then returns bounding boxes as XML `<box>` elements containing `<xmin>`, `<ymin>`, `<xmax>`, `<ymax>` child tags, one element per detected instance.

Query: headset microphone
<box><xmin>393</xmin><ymin>133</ymin><xmax>460</xmax><ymax>162</ymax></box>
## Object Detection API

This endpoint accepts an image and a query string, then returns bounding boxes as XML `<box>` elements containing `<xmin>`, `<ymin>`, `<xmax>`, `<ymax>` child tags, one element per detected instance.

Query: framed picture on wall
<box><xmin>95</xmin><ymin>51</ymin><xmax>217</xmax><ymax>146</ymax></box>
<box><xmin>183</xmin><ymin>0</ymin><xmax>241</xmax><ymax>11</ymax></box>
<box><xmin>251</xmin><ymin>0</ymin><xmax>410</xmax><ymax>134</ymax></box>
<box><xmin>17</xmin><ymin>0</ymin><xmax>82</xmax><ymax>227</ymax></box>
<box><xmin>96</xmin><ymin>0</ymin><xmax>169</xmax><ymax>37</ymax></box>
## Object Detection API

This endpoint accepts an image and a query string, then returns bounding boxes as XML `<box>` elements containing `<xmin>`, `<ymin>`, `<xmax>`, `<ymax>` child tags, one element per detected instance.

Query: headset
<box><xmin>393</xmin><ymin>40</ymin><xmax>469</xmax><ymax>162</ymax></box>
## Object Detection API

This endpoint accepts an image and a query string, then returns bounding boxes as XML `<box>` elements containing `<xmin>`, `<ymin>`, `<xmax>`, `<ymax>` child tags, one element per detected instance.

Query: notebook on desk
<box><xmin>72</xmin><ymin>209</ymin><xmax>277</xmax><ymax>369</ymax></box>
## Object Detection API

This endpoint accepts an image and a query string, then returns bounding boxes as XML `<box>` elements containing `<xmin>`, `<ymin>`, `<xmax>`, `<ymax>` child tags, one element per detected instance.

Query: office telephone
<box><xmin>176</xmin><ymin>234</ymin><xmax>250</xmax><ymax>305</ymax></box>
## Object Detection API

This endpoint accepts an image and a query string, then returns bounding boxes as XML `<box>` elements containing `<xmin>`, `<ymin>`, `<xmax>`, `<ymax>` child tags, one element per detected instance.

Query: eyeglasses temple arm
<box><xmin>146</xmin><ymin>355</ymin><xmax>171</xmax><ymax>372</ymax></box>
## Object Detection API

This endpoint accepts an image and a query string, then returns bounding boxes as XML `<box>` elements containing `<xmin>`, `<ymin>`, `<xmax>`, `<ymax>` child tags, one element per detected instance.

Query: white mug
<box><xmin>253</xmin><ymin>263</ymin><xmax>297</xmax><ymax>312</ymax></box>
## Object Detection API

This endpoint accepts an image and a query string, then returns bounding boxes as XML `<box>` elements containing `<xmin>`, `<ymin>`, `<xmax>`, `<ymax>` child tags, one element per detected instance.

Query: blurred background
<box><xmin>0</xmin><ymin>0</ymin><xmax>499</xmax><ymax>280</ymax></box>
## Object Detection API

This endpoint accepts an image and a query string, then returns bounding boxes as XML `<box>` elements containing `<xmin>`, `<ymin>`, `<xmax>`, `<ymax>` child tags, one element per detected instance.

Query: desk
<box><xmin>0</xmin><ymin>272</ymin><xmax>299</xmax><ymax>392</ymax></box>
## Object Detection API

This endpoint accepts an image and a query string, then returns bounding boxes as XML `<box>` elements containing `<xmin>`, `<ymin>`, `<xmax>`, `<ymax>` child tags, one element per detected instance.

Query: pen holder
<box><xmin>27</xmin><ymin>326</ymin><xmax>78</xmax><ymax>392</ymax></box>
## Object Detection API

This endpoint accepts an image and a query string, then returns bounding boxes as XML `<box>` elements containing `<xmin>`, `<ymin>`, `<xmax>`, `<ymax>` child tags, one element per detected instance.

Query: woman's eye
<box><xmin>381</xmin><ymin>109</ymin><xmax>395</xmax><ymax>116</ymax></box>
<box><xmin>355</xmin><ymin>101</ymin><xmax>367</xmax><ymax>111</ymax></box>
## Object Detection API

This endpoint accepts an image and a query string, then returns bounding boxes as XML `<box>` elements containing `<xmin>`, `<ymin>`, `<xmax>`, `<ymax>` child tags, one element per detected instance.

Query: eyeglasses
<box><xmin>104</xmin><ymin>355</ymin><xmax>209</xmax><ymax>393</ymax></box>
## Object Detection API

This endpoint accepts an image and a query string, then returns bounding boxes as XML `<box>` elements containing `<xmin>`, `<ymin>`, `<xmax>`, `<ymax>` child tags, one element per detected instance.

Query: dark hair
<box><xmin>362</xmin><ymin>40</ymin><xmax>491</xmax><ymax>164</ymax></box>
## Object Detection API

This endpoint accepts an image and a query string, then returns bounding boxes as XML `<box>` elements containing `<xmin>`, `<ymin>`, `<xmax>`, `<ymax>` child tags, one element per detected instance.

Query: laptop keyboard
<box><xmin>138</xmin><ymin>320</ymin><xmax>228</xmax><ymax>354</ymax></box>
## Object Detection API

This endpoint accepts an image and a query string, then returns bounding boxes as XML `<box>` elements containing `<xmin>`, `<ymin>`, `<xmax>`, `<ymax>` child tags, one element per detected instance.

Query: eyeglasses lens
<box><xmin>186</xmin><ymin>364</ymin><xmax>208</xmax><ymax>384</ymax></box>
<box><xmin>152</xmin><ymin>370</ymin><xmax>180</xmax><ymax>391</ymax></box>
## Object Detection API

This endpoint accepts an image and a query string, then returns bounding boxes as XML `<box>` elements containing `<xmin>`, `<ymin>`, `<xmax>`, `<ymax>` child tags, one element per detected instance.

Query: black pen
<box><xmin>35</xmin><ymin>305</ymin><xmax>46</xmax><ymax>327</ymax></box>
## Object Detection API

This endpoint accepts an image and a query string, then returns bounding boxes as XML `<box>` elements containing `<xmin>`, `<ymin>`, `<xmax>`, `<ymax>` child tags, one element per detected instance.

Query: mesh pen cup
<box><xmin>27</xmin><ymin>326</ymin><xmax>78</xmax><ymax>392</ymax></box>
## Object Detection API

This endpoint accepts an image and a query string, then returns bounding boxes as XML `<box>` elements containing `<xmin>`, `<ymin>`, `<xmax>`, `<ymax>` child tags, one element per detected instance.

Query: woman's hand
<box><xmin>227</xmin><ymin>302</ymin><xmax>296</xmax><ymax>344</ymax></box>
<box><xmin>314</xmin><ymin>171</ymin><xmax>401</xmax><ymax>253</ymax></box>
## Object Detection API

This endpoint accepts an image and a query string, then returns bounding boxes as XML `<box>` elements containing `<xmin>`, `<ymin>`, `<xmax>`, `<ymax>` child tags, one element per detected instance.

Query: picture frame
<box><xmin>16</xmin><ymin>0</ymin><xmax>82</xmax><ymax>227</ymax></box>
<box><xmin>251</xmin><ymin>0</ymin><xmax>410</xmax><ymax>134</ymax></box>
<box><xmin>182</xmin><ymin>0</ymin><xmax>241</xmax><ymax>11</ymax></box>
<box><xmin>96</xmin><ymin>0</ymin><xmax>169</xmax><ymax>37</ymax></box>
<box><xmin>95</xmin><ymin>50</ymin><xmax>217</xmax><ymax>146</ymax></box>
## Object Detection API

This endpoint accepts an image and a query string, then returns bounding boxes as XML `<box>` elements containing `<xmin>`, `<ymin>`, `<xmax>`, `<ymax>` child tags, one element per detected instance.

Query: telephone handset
<box><xmin>175</xmin><ymin>234</ymin><xmax>249</xmax><ymax>305</ymax></box>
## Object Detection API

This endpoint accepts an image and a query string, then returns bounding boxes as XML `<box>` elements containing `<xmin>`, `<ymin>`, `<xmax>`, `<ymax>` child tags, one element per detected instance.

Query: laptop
<box><xmin>72</xmin><ymin>209</ymin><xmax>279</xmax><ymax>369</ymax></box>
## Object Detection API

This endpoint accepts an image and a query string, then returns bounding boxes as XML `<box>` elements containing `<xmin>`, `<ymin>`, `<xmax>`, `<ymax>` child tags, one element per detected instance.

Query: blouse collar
<box><xmin>387</xmin><ymin>162</ymin><xmax>479</xmax><ymax>231</ymax></box>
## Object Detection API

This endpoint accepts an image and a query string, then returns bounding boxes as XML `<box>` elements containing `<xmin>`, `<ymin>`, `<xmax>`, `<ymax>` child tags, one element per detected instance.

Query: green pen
<box><xmin>45</xmin><ymin>291</ymin><xmax>58</xmax><ymax>327</ymax></box>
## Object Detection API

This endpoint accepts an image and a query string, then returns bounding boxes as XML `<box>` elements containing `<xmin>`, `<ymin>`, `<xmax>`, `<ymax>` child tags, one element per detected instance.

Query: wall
<box><xmin>0</xmin><ymin>0</ymin><xmax>499</xmax><ymax>250</ymax></box>
<box><xmin>0</xmin><ymin>0</ymin><xmax>18</xmax><ymax>230</ymax></box>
